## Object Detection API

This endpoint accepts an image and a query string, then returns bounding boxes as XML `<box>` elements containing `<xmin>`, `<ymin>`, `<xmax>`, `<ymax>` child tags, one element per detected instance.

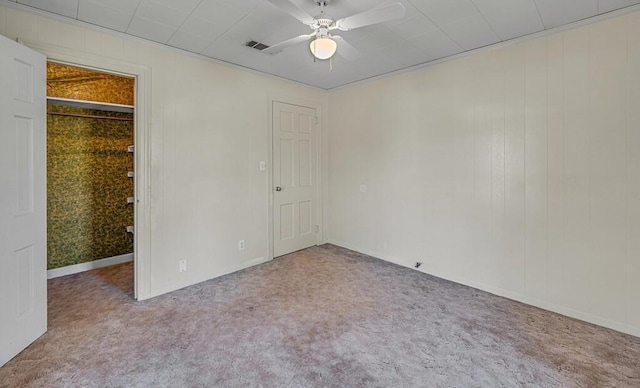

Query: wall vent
<box><xmin>246</xmin><ymin>40</ymin><xmax>270</xmax><ymax>51</ymax></box>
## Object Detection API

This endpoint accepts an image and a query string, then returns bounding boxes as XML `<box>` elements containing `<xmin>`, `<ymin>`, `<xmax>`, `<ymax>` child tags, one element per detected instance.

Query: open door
<box><xmin>0</xmin><ymin>35</ymin><xmax>47</xmax><ymax>366</ymax></box>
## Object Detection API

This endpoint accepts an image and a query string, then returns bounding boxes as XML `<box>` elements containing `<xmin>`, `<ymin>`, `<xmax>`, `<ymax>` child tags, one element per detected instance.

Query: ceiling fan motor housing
<box><xmin>316</xmin><ymin>18</ymin><xmax>334</xmax><ymax>31</ymax></box>
<box><xmin>316</xmin><ymin>26</ymin><xmax>330</xmax><ymax>38</ymax></box>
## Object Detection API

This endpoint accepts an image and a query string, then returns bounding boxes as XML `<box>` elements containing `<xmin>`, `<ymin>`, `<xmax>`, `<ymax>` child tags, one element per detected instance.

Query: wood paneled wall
<box><xmin>329</xmin><ymin>12</ymin><xmax>640</xmax><ymax>336</ymax></box>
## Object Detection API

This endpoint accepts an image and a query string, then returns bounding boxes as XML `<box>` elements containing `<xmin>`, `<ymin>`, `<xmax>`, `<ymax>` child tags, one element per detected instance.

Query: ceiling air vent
<box><xmin>246</xmin><ymin>40</ymin><xmax>270</xmax><ymax>51</ymax></box>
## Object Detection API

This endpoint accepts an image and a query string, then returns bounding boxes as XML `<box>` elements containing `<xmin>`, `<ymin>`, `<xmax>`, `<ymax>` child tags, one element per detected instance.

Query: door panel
<box><xmin>299</xmin><ymin>200</ymin><xmax>312</xmax><ymax>235</ymax></box>
<box><xmin>0</xmin><ymin>36</ymin><xmax>47</xmax><ymax>367</ymax></box>
<box><xmin>273</xmin><ymin>101</ymin><xmax>318</xmax><ymax>257</ymax></box>
<box><xmin>280</xmin><ymin>203</ymin><xmax>295</xmax><ymax>240</ymax></box>
<box><xmin>299</xmin><ymin>139</ymin><xmax>312</xmax><ymax>187</ymax></box>
<box><xmin>280</xmin><ymin>138</ymin><xmax>294</xmax><ymax>188</ymax></box>
<box><xmin>15</xmin><ymin>246</ymin><xmax>35</xmax><ymax>319</ymax></box>
<box><xmin>280</xmin><ymin>110</ymin><xmax>294</xmax><ymax>132</ymax></box>
<box><xmin>15</xmin><ymin>116</ymin><xmax>34</xmax><ymax>214</ymax></box>
<box><xmin>299</xmin><ymin>113</ymin><xmax>312</xmax><ymax>134</ymax></box>
<box><xmin>15</xmin><ymin>59</ymin><xmax>34</xmax><ymax>103</ymax></box>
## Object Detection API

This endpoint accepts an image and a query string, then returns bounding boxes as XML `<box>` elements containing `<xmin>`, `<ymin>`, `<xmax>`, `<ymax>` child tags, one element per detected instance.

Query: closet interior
<box><xmin>46</xmin><ymin>62</ymin><xmax>135</xmax><ymax>282</ymax></box>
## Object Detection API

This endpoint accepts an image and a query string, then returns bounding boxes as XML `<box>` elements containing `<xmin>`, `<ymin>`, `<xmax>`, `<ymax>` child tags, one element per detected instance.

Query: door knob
<box><xmin>275</xmin><ymin>186</ymin><xmax>282</xmax><ymax>191</ymax></box>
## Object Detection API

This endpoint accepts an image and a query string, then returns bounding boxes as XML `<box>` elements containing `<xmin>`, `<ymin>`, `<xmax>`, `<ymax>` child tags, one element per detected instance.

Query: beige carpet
<box><xmin>1</xmin><ymin>244</ymin><xmax>638</xmax><ymax>387</ymax></box>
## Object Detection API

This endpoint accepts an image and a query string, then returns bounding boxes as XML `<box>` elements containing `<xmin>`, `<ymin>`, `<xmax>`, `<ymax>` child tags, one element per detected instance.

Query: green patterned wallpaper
<box><xmin>47</xmin><ymin>105</ymin><xmax>134</xmax><ymax>269</ymax></box>
<box><xmin>47</xmin><ymin>62</ymin><xmax>135</xmax><ymax>105</ymax></box>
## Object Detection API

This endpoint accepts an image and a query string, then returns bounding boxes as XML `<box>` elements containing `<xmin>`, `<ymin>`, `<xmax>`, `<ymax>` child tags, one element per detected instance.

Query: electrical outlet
<box><xmin>238</xmin><ymin>240</ymin><xmax>245</xmax><ymax>251</ymax></box>
<box><xmin>179</xmin><ymin>260</ymin><xmax>187</xmax><ymax>273</ymax></box>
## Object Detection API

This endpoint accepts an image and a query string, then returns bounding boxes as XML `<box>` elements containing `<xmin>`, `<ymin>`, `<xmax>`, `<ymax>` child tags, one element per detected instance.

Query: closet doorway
<box><xmin>46</xmin><ymin>62</ymin><xmax>136</xmax><ymax>296</ymax></box>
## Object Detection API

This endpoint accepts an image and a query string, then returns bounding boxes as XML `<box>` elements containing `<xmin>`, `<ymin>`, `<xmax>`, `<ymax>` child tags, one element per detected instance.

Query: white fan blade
<box><xmin>266</xmin><ymin>0</ymin><xmax>316</xmax><ymax>26</ymax></box>
<box><xmin>333</xmin><ymin>36</ymin><xmax>361</xmax><ymax>61</ymax></box>
<box><xmin>261</xmin><ymin>34</ymin><xmax>315</xmax><ymax>55</ymax></box>
<box><xmin>335</xmin><ymin>3</ymin><xmax>405</xmax><ymax>31</ymax></box>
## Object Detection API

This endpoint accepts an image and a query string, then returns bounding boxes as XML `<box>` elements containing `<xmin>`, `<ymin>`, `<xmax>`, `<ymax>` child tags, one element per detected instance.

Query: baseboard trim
<box><xmin>143</xmin><ymin>256</ymin><xmax>271</xmax><ymax>300</ymax></box>
<box><xmin>328</xmin><ymin>239</ymin><xmax>640</xmax><ymax>338</ymax></box>
<box><xmin>47</xmin><ymin>253</ymin><xmax>134</xmax><ymax>279</ymax></box>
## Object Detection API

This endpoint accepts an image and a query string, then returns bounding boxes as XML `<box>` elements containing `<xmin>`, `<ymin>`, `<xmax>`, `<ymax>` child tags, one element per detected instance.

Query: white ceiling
<box><xmin>5</xmin><ymin>0</ymin><xmax>640</xmax><ymax>89</ymax></box>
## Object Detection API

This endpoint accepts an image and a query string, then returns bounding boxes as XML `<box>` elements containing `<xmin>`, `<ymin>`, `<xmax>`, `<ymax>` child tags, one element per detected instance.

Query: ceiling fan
<box><xmin>262</xmin><ymin>0</ymin><xmax>406</xmax><ymax>60</ymax></box>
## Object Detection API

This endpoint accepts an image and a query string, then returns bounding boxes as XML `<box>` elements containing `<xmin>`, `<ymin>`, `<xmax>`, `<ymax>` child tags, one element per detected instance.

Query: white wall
<box><xmin>329</xmin><ymin>12</ymin><xmax>640</xmax><ymax>337</ymax></box>
<box><xmin>0</xmin><ymin>5</ymin><xmax>328</xmax><ymax>299</ymax></box>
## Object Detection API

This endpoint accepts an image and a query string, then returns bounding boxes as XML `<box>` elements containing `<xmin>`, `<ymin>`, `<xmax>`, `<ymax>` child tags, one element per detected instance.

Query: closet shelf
<box><xmin>47</xmin><ymin>97</ymin><xmax>134</xmax><ymax>113</ymax></box>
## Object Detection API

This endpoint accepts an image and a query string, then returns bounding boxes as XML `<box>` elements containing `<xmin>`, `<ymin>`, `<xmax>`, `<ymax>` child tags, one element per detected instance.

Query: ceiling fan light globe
<box><xmin>310</xmin><ymin>37</ymin><xmax>337</xmax><ymax>60</ymax></box>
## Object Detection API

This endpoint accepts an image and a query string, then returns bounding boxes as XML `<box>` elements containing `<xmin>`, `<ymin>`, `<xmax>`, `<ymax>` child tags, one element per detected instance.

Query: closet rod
<box><xmin>47</xmin><ymin>111</ymin><xmax>134</xmax><ymax>121</ymax></box>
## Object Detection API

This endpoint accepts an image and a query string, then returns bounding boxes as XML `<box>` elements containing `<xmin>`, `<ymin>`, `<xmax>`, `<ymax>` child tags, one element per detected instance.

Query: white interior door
<box><xmin>0</xmin><ymin>36</ymin><xmax>47</xmax><ymax>367</ymax></box>
<box><xmin>273</xmin><ymin>101</ymin><xmax>318</xmax><ymax>257</ymax></box>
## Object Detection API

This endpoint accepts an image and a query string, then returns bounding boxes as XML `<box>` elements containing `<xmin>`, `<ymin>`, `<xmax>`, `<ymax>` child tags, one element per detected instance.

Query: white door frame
<box><xmin>267</xmin><ymin>94</ymin><xmax>325</xmax><ymax>260</ymax></box>
<box><xmin>20</xmin><ymin>40</ymin><xmax>152</xmax><ymax>300</ymax></box>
